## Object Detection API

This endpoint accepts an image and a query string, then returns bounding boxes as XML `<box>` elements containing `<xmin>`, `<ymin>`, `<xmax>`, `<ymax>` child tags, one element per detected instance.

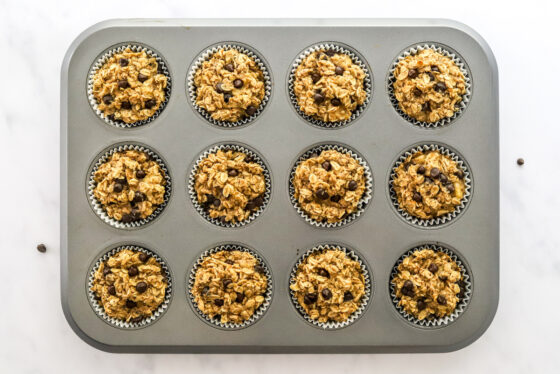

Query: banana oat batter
<box><xmin>290</xmin><ymin>248</ymin><xmax>365</xmax><ymax>323</ymax></box>
<box><xmin>92</xmin><ymin>48</ymin><xmax>168</xmax><ymax>123</ymax></box>
<box><xmin>392</xmin><ymin>249</ymin><xmax>464</xmax><ymax>320</ymax></box>
<box><xmin>194</xmin><ymin>149</ymin><xmax>266</xmax><ymax>224</ymax></box>
<box><xmin>91</xmin><ymin>249</ymin><xmax>168</xmax><ymax>323</ymax></box>
<box><xmin>393</xmin><ymin>48</ymin><xmax>466</xmax><ymax>123</ymax></box>
<box><xmin>191</xmin><ymin>250</ymin><xmax>268</xmax><ymax>324</ymax></box>
<box><xmin>93</xmin><ymin>150</ymin><xmax>167</xmax><ymax>223</ymax></box>
<box><xmin>193</xmin><ymin>48</ymin><xmax>265</xmax><ymax>122</ymax></box>
<box><xmin>293</xmin><ymin>49</ymin><xmax>367</xmax><ymax>123</ymax></box>
<box><xmin>392</xmin><ymin>150</ymin><xmax>465</xmax><ymax>219</ymax></box>
<box><xmin>293</xmin><ymin>150</ymin><xmax>366</xmax><ymax>223</ymax></box>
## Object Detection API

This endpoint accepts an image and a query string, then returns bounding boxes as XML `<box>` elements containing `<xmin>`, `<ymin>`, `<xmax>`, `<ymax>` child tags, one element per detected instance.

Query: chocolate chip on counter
<box><xmin>314</xmin><ymin>93</ymin><xmax>325</xmax><ymax>104</ymax></box>
<box><xmin>422</xmin><ymin>102</ymin><xmax>431</xmax><ymax>112</ymax></box>
<box><xmin>228</xmin><ymin>168</ymin><xmax>238</xmax><ymax>177</ymax></box>
<box><xmin>348</xmin><ymin>180</ymin><xmax>358</xmax><ymax>191</ymax></box>
<box><xmin>317</xmin><ymin>268</ymin><xmax>330</xmax><ymax>278</ymax></box>
<box><xmin>108</xmin><ymin>285</ymin><xmax>116</xmax><ymax>295</ymax></box>
<box><xmin>214</xmin><ymin>299</ymin><xmax>224</xmax><ymax>307</ymax></box>
<box><xmin>235</xmin><ymin>292</ymin><xmax>245</xmax><ymax>303</ymax></box>
<box><xmin>446</xmin><ymin>184</ymin><xmax>455</xmax><ymax>193</ymax></box>
<box><xmin>254</xmin><ymin>264</ymin><xmax>266</xmax><ymax>274</ymax></box>
<box><xmin>435</xmin><ymin>82</ymin><xmax>447</xmax><ymax>92</ymax></box>
<box><xmin>131</xmin><ymin>316</ymin><xmax>143</xmax><ymax>323</ymax></box>
<box><xmin>437</xmin><ymin>295</ymin><xmax>447</xmax><ymax>305</ymax></box>
<box><xmin>417</xmin><ymin>299</ymin><xmax>427</xmax><ymax>311</ymax></box>
<box><xmin>431</xmin><ymin>65</ymin><xmax>440</xmax><ymax>72</ymax></box>
<box><xmin>119</xmin><ymin>58</ymin><xmax>128</xmax><ymax>67</ymax></box>
<box><xmin>201</xmin><ymin>286</ymin><xmax>210</xmax><ymax>295</ymax></box>
<box><xmin>245</xmin><ymin>105</ymin><xmax>257</xmax><ymax>116</ymax></box>
<box><xmin>335</xmin><ymin>66</ymin><xmax>344</xmax><ymax>75</ymax></box>
<box><xmin>126</xmin><ymin>300</ymin><xmax>137</xmax><ymax>308</ymax></box>
<box><xmin>304</xmin><ymin>293</ymin><xmax>318</xmax><ymax>305</ymax></box>
<box><xmin>133</xmin><ymin>191</ymin><xmax>145</xmax><ymax>203</ymax></box>
<box><xmin>439</xmin><ymin>174</ymin><xmax>448</xmax><ymax>184</ymax></box>
<box><xmin>138</xmin><ymin>252</ymin><xmax>149</xmax><ymax>263</ymax></box>
<box><xmin>517</xmin><ymin>158</ymin><xmax>525</xmax><ymax>166</ymax></box>
<box><xmin>103</xmin><ymin>266</ymin><xmax>112</xmax><ymax>277</ymax></box>
<box><xmin>225</xmin><ymin>63</ymin><xmax>234</xmax><ymax>72</ymax></box>
<box><xmin>122</xmin><ymin>214</ymin><xmax>134</xmax><ymax>223</ymax></box>
<box><xmin>343</xmin><ymin>291</ymin><xmax>353</xmax><ymax>302</ymax></box>
<box><xmin>144</xmin><ymin>99</ymin><xmax>156</xmax><ymax>109</ymax></box>
<box><xmin>330</xmin><ymin>195</ymin><xmax>341</xmax><ymax>203</ymax></box>
<box><xmin>408</xmin><ymin>69</ymin><xmax>418</xmax><ymax>79</ymax></box>
<box><xmin>117</xmin><ymin>80</ymin><xmax>129</xmax><ymax>89</ymax></box>
<box><xmin>36</xmin><ymin>243</ymin><xmax>47</xmax><ymax>253</ymax></box>
<box><xmin>233</xmin><ymin>79</ymin><xmax>243</xmax><ymax>89</ymax></box>
<box><xmin>412</xmin><ymin>192</ymin><xmax>423</xmax><ymax>203</ymax></box>
<box><xmin>430</xmin><ymin>167</ymin><xmax>440</xmax><ymax>178</ymax></box>
<box><xmin>223</xmin><ymin>279</ymin><xmax>232</xmax><ymax>288</ymax></box>
<box><xmin>321</xmin><ymin>288</ymin><xmax>333</xmax><ymax>300</ymax></box>
<box><xmin>427</xmin><ymin>72</ymin><xmax>435</xmax><ymax>81</ymax></box>
<box><xmin>325</xmin><ymin>49</ymin><xmax>335</xmax><ymax>57</ymax></box>
<box><xmin>417</xmin><ymin>165</ymin><xmax>426</xmax><ymax>175</ymax></box>
<box><xmin>428</xmin><ymin>263</ymin><xmax>438</xmax><ymax>274</ymax></box>
<box><xmin>223</xmin><ymin>93</ymin><xmax>232</xmax><ymax>103</ymax></box>
<box><xmin>136</xmin><ymin>169</ymin><xmax>146</xmax><ymax>179</ymax></box>
<box><xmin>311</xmin><ymin>72</ymin><xmax>321</xmax><ymax>83</ymax></box>
<box><xmin>102</xmin><ymin>95</ymin><xmax>113</xmax><ymax>105</ymax></box>
<box><xmin>138</xmin><ymin>73</ymin><xmax>149</xmax><ymax>83</ymax></box>
<box><xmin>112</xmin><ymin>183</ymin><xmax>123</xmax><ymax>193</ymax></box>
<box><xmin>316</xmin><ymin>188</ymin><xmax>329</xmax><ymax>200</ymax></box>
<box><xmin>136</xmin><ymin>282</ymin><xmax>148</xmax><ymax>293</ymax></box>
<box><xmin>225</xmin><ymin>259</ymin><xmax>234</xmax><ymax>265</ymax></box>
<box><xmin>120</xmin><ymin>101</ymin><xmax>132</xmax><ymax>110</ymax></box>
<box><xmin>413</xmin><ymin>88</ymin><xmax>422</xmax><ymax>96</ymax></box>
<box><xmin>212</xmin><ymin>199</ymin><xmax>221</xmax><ymax>208</ymax></box>
<box><xmin>322</xmin><ymin>161</ymin><xmax>331</xmax><ymax>171</ymax></box>
<box><xmin>128</xmin><ymin>266</ymin><xmax>139</xmax><ymax>277</ymax></box>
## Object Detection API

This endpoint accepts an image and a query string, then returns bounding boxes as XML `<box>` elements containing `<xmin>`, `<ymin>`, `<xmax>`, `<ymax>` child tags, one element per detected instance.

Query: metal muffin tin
<box><xmin>61</xmin><ymin>19</ymin><xmax>499</xmax><ymax>353</ymax></box>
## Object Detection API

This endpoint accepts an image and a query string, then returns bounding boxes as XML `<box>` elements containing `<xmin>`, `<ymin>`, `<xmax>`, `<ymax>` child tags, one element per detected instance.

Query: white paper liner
<box><xmin>389</xmin><ymin>243</ymin><xmax>472</xmax><ymax>328</ymax></box>
<box><xmin>188</xmin><ymin>143</ymin><xmax>271</xmax><ymax>228</ymax></box>
<box><xmin>387</xmin><ymin>43</ymin><xmax>472</xmax><ymax>128</ymax></box>
<box><xmin>187</xmin><ymin>244</ymin><xmax>273</xmax><ymax>330</ymax></box>
<box><xmin>187</xmin><ymin>43</ymin><xmax>272</xmax><ymax>128</ymax></box>
<box><xmin>389</xmin><ymin>143</ymin><xmax>472</xmax><ymax>227</ymax></box>
<box><xmin>87</xmin><ymin>244</ymin><xmax>173</xmax><ymax>329</ymax></box>
<box><xmin>288</xmin><ymin>42</ymin><xmax>372</xmax><ymax>128</ymax></box>
<box><xmin>87</xmin><ymin>43</ymin><xmax>172</xmax><ymax>128</ymax></box>
<box><xmin>289</xmin><ymin>244</ymin><xmax>372</xmax><ymax>330</ymax></box>
<box><xmin>87</xmin><ymin>143</ymin><xmax>172</xmax><ymax>229</ymax></box>
<box><xmin>289</xmin><ymin>144</ymin><xmax>373</xmax><ymax>228</ymax></box>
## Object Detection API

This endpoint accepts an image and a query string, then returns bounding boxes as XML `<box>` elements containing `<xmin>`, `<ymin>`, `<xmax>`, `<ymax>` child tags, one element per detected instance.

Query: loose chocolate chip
<box><xmin>330</xmin><ymin>195</ymin><xmax>341</xmax><ymax>203</ymax></box>
<box><xmin>517</xmin><ymin>158</ymin><xmax>524</xmax><ymax>166</ymax></box>
<box><xmin>422</xmin><ymin>102</ymin><xmax>431</xmax><ymax>112</ymax></box>
<box><xmin>126</xmin><ymin>300</ymin><xmax>137</xmax><ymax>308</ymax></box>
<box><xmin>108</xmin><ymin>285</ymin><xmax>116</xmax><ymax>295</ymax></box>
<box><xmin>225</xmin><ymin>259</ymin><xmax>234</xmax><ymax>265</ymax></box>
<box><xmin>335</xmin><ymin>66</ymin><xmax>344</xmax><ymax>75</ymax></box>
<box><xmin>138</xmin><ymin>73</ymin><xmax>149</xmax><ymax>83</ymax></box>
<box><xmin>103</xmin><ymin>266</ymin><xmax>111</xmax><ymax>277</ymax></box>
<box><xmin>316</xmin><ymin>188</ymin><xmax>329</xmax><ymax>200</ymax></box>
<box><xmin>311</xmin><ymin>72</ymin><xmax>321</xmax><ymax>83</ymax></box>
<box><xmin>427</xmin><ymin>72</ymin><xmax>435</xmax><ymax>81</ymax></box>
<box><xmin>431</xmin><ymin>65</ymin><xmax>440</xmax><ymax>72</ymax></box>
<box><xmin>214</xmin><ymin>299</ymin><xmax>224</xmax><ymax>307</ymax></box>
<box><xmin>136</xmin><ymin>169</ymin><xmax>146</xmax><ymax>179</ymax></box>
<box><xmin>455</xmin><ymin>170</ymin><xmax>465</xmax><ymax>179</ymax></box>
<box><xmin>331</xmin><ymin>98</ymin><xmax>341</xmax><ymax>106</ymax></box>
<box><xmin>417</xmin><ymin>299</ymin><xmax>427</xmax><ymax>311</ymax></box>
<box><xmin>119</xmin><ymin>58</ymin><xmax>128</xmax><ymax>67</ymax></box>
<box><xmin>428</xmin><ymin>263</ymin><xmax>438</xmax><ymax>274</ymax></box>
<box><xmin>317</xmin><ymin>268</ymin><xmax>330</xmax><ymax>278</ymax></box>
<box><xmin>412</xmin><ymin>192</ymin><xmax>423</xmax><ymax>203</ymax></box>
<box><xmin>430</xmin><ymin>168</ymin><xmax>440</xmax><ymax>178</ymax></box>
<box><xmin>446</xmin><ymin>183</ymin><xmax>455</xmax><ymax>193</ymax></box>
<box><xmin>225</xmin><ymin>63</ymin><xmax>234</xmax><ymax>72</ymax></box>
<box><xmin>439</xmin><ymin>174</ymin><xmax>448</xmax><ymax>184</ymax></box>
<box><xmin>233</xmin><ymin>79</ymin><xmax>243</xmax><ymax>89</ymax></box>
<box><xmin>325</xmin><ymin>49</ymin><xmax>335</xmax><ymax>57</ymax></box>
<box><xmin>235</xmin><ymin>292</ymin><xmax>245</xmax><ymax>303</ymax></box>
<box><xmin>37</xmin><ymin>243</ymin><xmax>47</xmax><ymax>253</ymax></box>
<box><xmin>223</xmin><ymin>93</ymin><xmax>232</xmax><ymax>103</ymax></box>
<box><xmin>408</xmin><ymin>69</ymin><xmax>418</xmax><ymax>78</ymax></box>
<box><xmin>435</xmin><ymin>82</ymin><xmax>447</xmax><ymax>92</ymax></box>
<box><xmin>128</xmin><ymin>266</ymin><xmax>139</xmax><ymax>277</ymax></box>
<box><xmin>321</xmin><ymin>288</ymin><xmax>333</xmax><ymax>300</ymax></box>
<box><xmin>144</xmin><ymin>99</ymin><xmax>156</xmax><ymax>109</ymax></box>
<box><xmin>343</xmin><ymin>291</ymin><xmax>353</xmax><ymax>302</ymax></box>
<box><xmin>201</xmin><ymin>286</ymin><xmax>210</xmax><ymax>295</ymax></box>
<box><xmin>113</xmin><ymin>183</ymin><xmax>123</xmax><ymax>193</ymax></box>
<box><xmin>117</xmin><ymin>80</ymin><xmax>129</xmax><ymax>89</ymax></box>
<box><xmin>138</xmin><ymin>253</ymin><xmax>149</xmax><ymax>263</ymax></box>
<box><xmin>212</xmin><ymin>199</ymin><xmax>221</xmax><ymax>208</ymax></box>
<box><xmin>304</xmin><ymin>293</ymin><xmax>318</xmax><ymax>305</ymax></box>
<box><xmin>413</xmin><ymin>88</ymin><xmax>422</xmax><ymax>96</ymax></box>
<box><xmin>254</xmin><ymin>264</ymin><xmax>266</xmax><ymax>274</ymax></box>
<box><xmin>417</xmin><ymin>165</ymin><xmax>426</xmax><ymax>175</ymax></box>
<box><xmin>131</xmin><ymin>316</ymin><xmax>143</xmax><ymax>323</ymax></box>
<box><xmin>348</xmin><ymin>180</ymin><xmax>358</xmax><ymax>191</ymax></box>
<box><xmin>245</xmin><ymin>105</ymin><xmax>257</xmax><ymax>116</ymax></box>
<box><xmin>102</xmin><ymin>95</ymin><xmax>113</xmax><ymax>105</ymax></box>
<box><xmin>121</xmin><ymin>101</ymin><xmax>131</xmax><ymax>110</ymax></box>
<box><xmin>228</xmin><ymin>168</ymin><xmax>238</xmax><ymax>177</ymax></box>
<box><xmin>437</xmin><ymin>295</ymin><xmax>447</xmax><ymax>305</ymax></box>
<box><xmin>133</xmin><ymin>191</ymin><xmax>145</xmax><ymax>203</ymax></box>
<box><xmin>322</xmin><ymin>161</ymin><xmax>331</xmax><ymax>171</ymax></box>
<box><xmin>314</xmin><ymin>93</ymin><xmax>325</xmax><ymax>104</ymax></box>
<box><xmin>136</xmin><ymin>282</ymin><xmax>148</xmax><ymax>293</ymax></box>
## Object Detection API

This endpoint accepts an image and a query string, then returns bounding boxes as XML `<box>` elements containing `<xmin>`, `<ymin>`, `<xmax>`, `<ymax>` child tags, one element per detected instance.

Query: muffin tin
<box><xmin>61</xmin><ymin>19</ymin><xmax>499</xmax><ymax>353</ymax></box>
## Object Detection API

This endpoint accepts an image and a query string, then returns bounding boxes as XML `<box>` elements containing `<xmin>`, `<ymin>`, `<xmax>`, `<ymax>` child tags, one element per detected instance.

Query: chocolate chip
<box><xmin>317</xmin><ymin>268</ymin><xmax>330</xmax><ymax>278</ymax></box>
<box><xmin>304</xmin><ymin>293</ymin><xmax>317</xmax><ymax>305</ymax></box>
<box><xmin>205</xmin><ymin>194</ymin><xmax>215</xmax><ymax>205</ymax></box>
<box><xmin>225</xmin><ymin>63</ymin><xmax>234</xmax><ymax>72</ymax></box>
<box><xmin>403</xmin><ymin>280</ymin><xmax>413</xmax><ymax>290</ymax></box>
<box><xmin>253</xmin><ymin>196</ymin><xmax>264</xmax><ymax>207</ymax></box>
<box><xmin>437</xmin><ymin>295</ymin><xmax>447</xmax><ymax>305</ymax></box>
<box><xmin>116</xmin><ymin>178</ymin><xmax>127</xmax><ymax>185</ymax></box>
<box><xmin>430</xmin><ymin>168</ymin><xmax>440</xmax><ymax>178</ymax></box>
<box><xmin>435</xmin><ymin>82</ymin><xmax>447</xmax><ymax>92</ymax></box>
<box><xmin>138</xmin><ymin>253</ymin><xmax>149</xmax><ymax>263</ymax></box>
<box><xmin>439</xmin><ymin>174</ymin><xmax>448</xmax><ymax>184</ymax></box>
<box><xmin>235</xmin><ymin>292</ymin><xmax>245</xmax><ymax>303</ymax></box>
<box><xmin>311</xmin><ymin>72</ymin><xmax>321</xmax><ymax>83</ymax></box>
<box><xmin>225</xmin><ymin>259</ymin><xmax>234</xmax><ymax>265</ymax></box>
<box><xmin>126</xmin><ymin>300</ymin><xmax>137</xmax><ymax>308</ymax></box>
<box><xmin>213</xmin><ymin>314</ymin><xmax>221</xmax><ymax>321</ymax></box>
<box><xmin>130</xmin><ymin>209</ymin><xmax>141</xmax><ymax>220</ymax></box>
<box><xmin>233</xmin><ymin>79</ymin><xmax>243</xmax><ymax>89</ymax></box>
<box><xmin>431</xmin><ymin>65</ymin><xmax>440</xmax><ymax>72</ymax></box>
<box><xmin>331</xmin><ymin>98</ymin><xmax>341</xmax><ymax>106</ymax></box>
<box><xmin>102</xmin><ymin>95</ymin><xmax>113</xmax><ymax>105</ymax></box>
<box><xmin>335</xmin><ymin>66</ymin><xmax>344</xmax><ymax>75</ymax></box>
<box><xmin>121</xmin><ymin>101</ymin><xmax>131</xmax><ymax>110</ymax></box>
<box><xmin>144</xmin><ymin>99</ymin><xmax>156</xmax><ymax>109</ymax></box>
<box><xmin>103</xmin><ymin>266</ymin><xmax>111</xmax><ymax>277</ymax></box>
<box><xmin>417</xmin><ymin>165</ymin><xmax>426</xmax><ymax>175</ymax></box>
<box><xmin>214</xmin><ymin>299</ymin><xmax>224</xmax><ymax>307</ymax></box>
<box><xmin>131</xmin><ymin>316</ymin><xmax>143</xmax><ymax>323</ymax></box>
<box><xmin>122</xmin><ymin>214</ymin><xmax>134</xmax><ymax>223</ymax></box>
<box><xmin>133</xmin><ymin>191</ymin><xmax>145</xmax><ymax>203</ymax></box>
<box><xmin>413</xmin><ymin>88</ymin><xmax>422</xmax><ymax>96</ymax></box>
<box><xmin>428</xmin><ymin>263</ymin><xmax>438</xmax><ymax>274</ymax></box>
<box><xmin>254</xmin><ymin>264</ymin><xmax>266</xmax><ymax>274</ymax></box>
<box><xmin>223</xmin><ymin>279</ymin><xmax>232</xmax><ymax>289</ymax></box>
<box><xmin>136</xmin><ymin>169</ymin><xmax>146</xmax><ymax>179</ymax></box>
<box><xmin>348</xmin><ymin>180</ymin><xmax>358</xmax><ymax>191</ymax></box>
<box><xmin>422</xmin><ymin>102</ymin><xmax>431</xmax><ymax>112</ymax></box>
<box><xmin>201</xmin><ymin>286</ymin><xmax>209</xmax><ymax>295</ymax></box>
<box><xmin>36</xmin><ymin>244</ymin><xmax>47</xmax><ymax>253</ymax></box>
<box><xmin>316</xmin><ymin>188</ymin><xmax>329</xmax><ymax>200</ymax></box>
<box><xmin>119</xmin><ymin>58</ymin><xmax>128</xmax><ymax>67</ymax></box>
<box><xmin>439</xmin><ymin>275</ymin><xmax>448</xmax><ymax>282</ymax></box>
<box><xmin>427</xmin><ymin>72</ymin><xmax>435</xmax><ymax>81</ymax></box>
<box><xmin>446</xmin><ymin>183</ymin><xmax>455</xmax><ymax>193</ymax></box>
<box><xmin>408</xmin><ymin>69</ymin><xmax>418</xmax><ymax>78</ymax></box>
<box><xmin>228</xmin><ymin>168</ymin><xmax>238</xmax><ymax>177</ymax></box>
<box><xmin>108</xmin><ymin>285</ymin><xmax>116</xmax><ymax>295</ymax></box>
<box><xmin>417</xmin><ymin>299</ymin><xmax>427</xmax><ymax>311</ymax></box>
<box><xmin>455</xmin><ymin>170</ymin><xmax>465</xmax><ymax>179</ymax></box>
<box><xmin>113</xmin><ymin>183</ymin><xmax>123</xmax><ymax>193</ymax></box>
<box><xmin>314</xmin><ymin>93</ymin><xmax>325</xmax><ymax>104</ymax></box>
<box><xmin>330</xmin><ymin>195</ymin><xmax>341</xmax><ymax>203</ymax></box>
<box><xmin>128</xmin><ymin>266</ymin><xmax>139</xmax><ymax>277</ymax></box>
<box><xmin>343</xmin><ymin>291</ymin><xmax>353</xmax><ymax>301</ymax></box>
<box><xmin>117</xmin><ymin>80</ymin><xmax>129</xmax><ymax>89</ymax></box>
<box><xmin>517</xmin><ymin>158</ymin><xmax>524</xmax><ymax>166</ymax></box>
<box><xmin>138</xmin><ymin>73</ymin><xmax>149</xmax><ymax>83</ymax></box>
<box><xmin>245</xmin><ymin>105</ymin><xmax>257</xmax><ymax>116</ymax></box>
<box><xmin>136</xmin><ymin>281</ymin><xmax>148</xmax><ymax>293</ymax></box>
<box><xmin>412</xmin><ymin>192</ymin><xmax>423</xmax><ymax>203</ymax></box>
<box><xmin>325</xmin><ymin>49</ymin><xmax>335</xmax><ymax>57</ymax></box>
<box><xmin>321</xmin><ymin>288</ymin><xmax>332</xmax><ymax>300</ymax></box>
<box><xmin>223</xmin><ymin>93</ymin><xmax>232</xmax><ymax>103</ymax></box>
<box><xmin>322</xmin><ymin>161</ymin><xmax>331</xmax><ymax>171</ymax></box>
<box><xmin>212</xmin><ymin>198</ymin><xmax>221</xmax><ymax>208</ymax></box>
<box><xmin>215</xmin><ymin>82</ymin><xmax>225</xmax><ymax>94</ymax></box>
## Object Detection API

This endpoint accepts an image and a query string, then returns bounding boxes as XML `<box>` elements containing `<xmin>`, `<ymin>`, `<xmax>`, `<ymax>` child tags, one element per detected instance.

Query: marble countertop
<box><xmin>1</xmin><ymin>0</ymin><xmax>558</xmax><ymax>372</ymax></box>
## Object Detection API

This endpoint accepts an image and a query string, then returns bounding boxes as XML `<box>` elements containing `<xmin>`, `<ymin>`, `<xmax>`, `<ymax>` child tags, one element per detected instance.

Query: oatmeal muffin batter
<box><xmin>393</xmin><ymin>49</ymin><xmax>466</xmax><ymax>123</ymax></box>
<box><xmin>93</xmin><ymin>150</ymin><xmax>167</xmax><ymax>223</ymax></box>
<box><xmin>293</xmin><ymin>150</ymin><xmax>366</xmax><ymax>223</ymax></box>
<box><xmin>191</xmin><ymin>250</ymin><xmax>268</xmax><ymax>324</ymax></box>
<box><xmin>392</xmin><ymin>150</ymin><xmax>465</xmax><ymax>219</ymax></box>
<box><xmin>392</xmin><ymin>249</ymin><xmax>465</xmax><ymax>320</ymax></box>
<box><xmin>290</xmin><ymin>249</ymin><xmax>365</xmax><ymax>323</ymax></box>
<box><xmin>194</xmin><ymin>149</ymin><xmax>266</xmax><ymax>224</ymax></box>
<box><xmin>293</xmin><ymin>49</ymin><xmax>367</xmax><ymax>123</ymax></box>
<box><xmin>91</xmin><ymin>249</ymin><xmax>168</xmax><ymax>323</ymax></box>
<box><xmin>92</xmin><ymin>48</ymin><xmax>168</xmax><ymax>123</ymax></box>
<box><xmin>194</xmin><ymin>48</ymin><xmax>265</xmax><ymax>122</ymax></box>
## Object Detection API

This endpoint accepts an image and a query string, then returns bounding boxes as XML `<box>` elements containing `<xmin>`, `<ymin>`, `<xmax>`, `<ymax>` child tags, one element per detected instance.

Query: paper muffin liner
<box><xmin>387</xmin><ymin>43</ymin><xmax>472</xmax><ymax>128</ymax></box>
<box><xmin>87</xmin><ymin>43</ymin><xmax>172</xmax><ymax>128</ymax></box>
<box><xmin>389</xmin><ymin>143</ymin><xmax>472</xmax><ymax>227</ymax></box>
<box><xmin>289</xmin><ymin>143</ymin><xmax>373</xmax><ymax>228</ymax></box>
<box><xmin>188</xmin><ymin>143</ymin><xmax>271</xmax><ymax>228</ymax></box>
<box><xmin>187</xmin><ymin>43</ymin><xmax>272</xmax><ymax>128</ymax></box>
<box><xmin>389</xmin><ymin>243</ymin><xmax>472</xmax><ymax>328</ymax></box>
<box><xmin>288</xmin><ymin>42</ymin><xmax>372</xmax><ymax>128</ymax></box>
<box><xmin>289</xmin><ymin>244</ymin><xmax>372</xmax><ymax>330</ymax></box>
<box><xmin>87</xmin><ymin>244</ymin><xmax>173</xmax><ymax>329</ymax></box>
<box><xmin>87</xmin><ymin>143</ymin><xmax>172</xmax><ymax>229</ymax></box>
<box><xmin>187</xmin><ymin>244</ymin><xmax>273</xmax><ymax>330</ymax></box>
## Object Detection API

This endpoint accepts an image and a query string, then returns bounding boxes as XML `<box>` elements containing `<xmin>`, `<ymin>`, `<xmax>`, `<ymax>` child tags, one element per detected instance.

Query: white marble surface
<box><xmin>1</xmin><ymin>0</ymin><xmax>559</xmax><ymax>372</ymax></box>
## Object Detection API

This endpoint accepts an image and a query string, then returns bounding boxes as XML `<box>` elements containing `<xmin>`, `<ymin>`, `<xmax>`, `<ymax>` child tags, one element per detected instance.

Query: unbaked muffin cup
<box><xmin>389</xmin><ymin>243</ymin><xmax>472</xmax><ymax>328</ymax></box>
<box><xmin>288</xmin><ymin>42</ymin><xmax>372</xmax><ymax>128</ymax></box>
<box><xmin>289</xmin><ymin>244</ymin><xmax>372</xmax><ymax>330</ymax></box>
<box><xmin>187</xmin><ymin>43</ymin><xmax>272</xmax><ymax>128</ymax></box>
<box><xmin>389</xmin><ymin>143</ymin><xmax>472</xmax><ymax>227</ymax></box>
<box><xmin>187</xmin><ymin>244</ymin><xmax>273</xmax><ymax>330</ymax></box>
<box><xmin>387</xmin><ymin>43</ymin><xmax>472</xmax><ymax>128</ymax></box>
<box><xmin>87</xmin><ymin>244</ymin><xmax>173</xmax><ymax>329</ymax></box>
<box><xmin>87</xmin><ymin>143</ymin><xmax>172</xmax><ymax>229</ymax></box>
<box><xmin>188</xmin><ymin>143</ymin><xmax>272</xmax><ymax>228</ymax></box>
<box><xmin>87</xmin><ymin>43</ymin><xmax>172</xmax><ymax>128</ymax></box>
<box><xmin>289</xmin><ymin>143</ymin><xmax>373</xmax><ymax>228</ymax></box>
